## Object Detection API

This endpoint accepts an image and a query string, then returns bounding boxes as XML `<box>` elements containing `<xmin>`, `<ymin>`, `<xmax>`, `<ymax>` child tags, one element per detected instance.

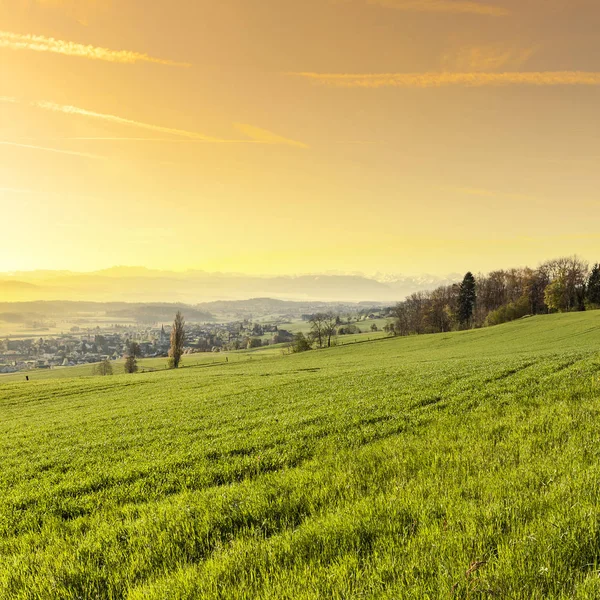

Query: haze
<box><xmin>1</xmin><ymin>0</ymin><xmax>599</xmax><ymax>278</ymax></box>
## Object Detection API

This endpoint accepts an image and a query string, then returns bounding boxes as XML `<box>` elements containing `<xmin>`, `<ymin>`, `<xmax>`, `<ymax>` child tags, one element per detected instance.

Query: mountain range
<box><xmin>0</xmin><ymin>267</ymin><xmax>460</xmax><ymax>304</ymax></box>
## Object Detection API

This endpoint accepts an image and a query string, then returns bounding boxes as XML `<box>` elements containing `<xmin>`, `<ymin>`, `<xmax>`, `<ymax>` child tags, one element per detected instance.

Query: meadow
<box><xmin>1</xmin><ymin>311</ymin><xmax>600</xmax><ymax>598</ymax></box>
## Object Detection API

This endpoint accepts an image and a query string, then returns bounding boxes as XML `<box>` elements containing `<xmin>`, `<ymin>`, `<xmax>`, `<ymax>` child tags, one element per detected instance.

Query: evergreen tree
<box><xmin>168</xmin><ymin>311</ymin><xmax>186</xmax><ymax>368</ymax></box>
<box><xmin>587</xmin><ymin>264</ymin><xmax>600</xmax><ymax>307</ymax></box>
<box><xmin>124</xmin><ymin>355</ymin><xmax>138</xmax><ymax>374</ymax></box>
<box><xmin>457</xmin><ymin>272</ymin><xmax>477</xmax><ymax>327</ymax></box>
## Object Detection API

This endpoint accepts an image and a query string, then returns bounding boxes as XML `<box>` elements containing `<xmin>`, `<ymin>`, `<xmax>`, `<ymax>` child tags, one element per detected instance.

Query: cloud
<box><xmin>366</xmin><ymin>0</ymin><xmax>509</xmax><ymax>16</ymax></box>
<box><xmin>0</xmin><ymin>140</ymin><xmax>102</xmax><ymax>159</ymax></box>
<box><xmin>32</xmin><ymin>102</ymin><xmax>308</xmax><ymax>147</ymax></box>
<box><xmin>55</xmin><ymin>137</ymin><xmax>221</xmax><ymax>142</ymax></box>
<box><xmin>0</xmin><ymin>30</ymin><xmax>189</xmax><ymax>66</ymax></box>
<box><xmin>293</xmin><ymin>71</ymin><xmax>600</xmax><ymax>88</ymax></box>
<box><xmin>53</xmin><ymin>137</ymin><xmax>299</xmax><ymax>144</ymax></box>
<box><xmin>0</xmin><ymin>96</ymin><xmax>17</xmax><ymax>103</ymax></box>
<box><xmin>234</xmin><ymin>124</ymin><xmax>309</xmax><ymax>149</ymax></box>
<box><xmin>35</xmin><ymin>101</ymin><xmax>226</xmax><ymax>141</ymax></box>
<box><xmin>441</xmin><ymin>45</ymin><xmax>537</xmax><ymax>72</ymax></box>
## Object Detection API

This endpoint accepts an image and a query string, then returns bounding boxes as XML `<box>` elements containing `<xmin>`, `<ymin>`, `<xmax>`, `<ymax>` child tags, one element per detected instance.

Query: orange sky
<box><xmin>1</xmin><ymin>0</ymin><xmax>599</xmax><ymax>276</ymax></box>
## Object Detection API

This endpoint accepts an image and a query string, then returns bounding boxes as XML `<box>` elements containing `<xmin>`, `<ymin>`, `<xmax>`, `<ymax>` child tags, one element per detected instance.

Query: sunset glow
<box><xmin>1</xmin><ymin>0</ymin><xmax>599</xmax><ymax>276</ymax></box>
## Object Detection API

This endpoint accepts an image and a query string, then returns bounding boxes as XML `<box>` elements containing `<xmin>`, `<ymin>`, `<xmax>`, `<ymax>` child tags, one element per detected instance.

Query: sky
<box><xmin>1</xmin><ymin>0</ymin><xmax>599</xmax><ymax>277</ymax></box>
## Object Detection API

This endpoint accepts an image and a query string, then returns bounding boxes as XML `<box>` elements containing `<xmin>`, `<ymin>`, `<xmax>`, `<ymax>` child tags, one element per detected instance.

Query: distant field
<box><xmin>0</xmin><ymin>317</ymin><xmax>137</xmax><ymax>340</ymax></box>
<box><xmin>1</xmin><ymin>311</ymin><xmax>600</xmax><ymax>598</ymax></box>
<box><xmin>283</xmin><ymin>317</ymin><xmax>390</xmax><ymax>335</ymax></box>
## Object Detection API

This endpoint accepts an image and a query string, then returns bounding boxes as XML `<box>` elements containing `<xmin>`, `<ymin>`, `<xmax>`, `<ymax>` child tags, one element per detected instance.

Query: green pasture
<box><xmin>282</xmin><ymin>317</ymin><xmax>390</xmax><ymax>335</ymax></box>
<box><xmin>1</xmin><ymin>311</ymin><xmax>600</xmax><ymax>598</ymax></box>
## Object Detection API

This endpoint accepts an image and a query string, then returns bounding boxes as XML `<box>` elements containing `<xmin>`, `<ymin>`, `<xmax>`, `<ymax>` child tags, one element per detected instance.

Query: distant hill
<box><xmin>0</xmin><ymin>280</ymin><xmax>41</xmax><ymax>301</ymax></box>
<box><xmin>0</xmin><ymin>301</ymin><xmax>214</xmax><ymax>326</ymax></box>
<box><xmin>0</xmin><ymin>297</ymin><xmax>382</xmax><ymax>327</ymax></box>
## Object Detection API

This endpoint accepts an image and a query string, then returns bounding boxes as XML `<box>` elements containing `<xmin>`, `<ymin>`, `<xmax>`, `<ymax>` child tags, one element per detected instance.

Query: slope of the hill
<box><xmin>0</xmin><ymin>311</ymin><xmax>599</xmax><ymax>598</ymax></box>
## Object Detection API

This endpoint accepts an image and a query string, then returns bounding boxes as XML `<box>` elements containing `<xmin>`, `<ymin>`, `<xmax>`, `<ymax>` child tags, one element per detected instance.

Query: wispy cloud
<box><xmin>234</xmin><ymin>124</ymin><xmax>309</xmax><ymax>149</ymax></box>
<box><xmin>366</xmin><ymin>0</ymin><xmax>509</xmax><ymax>17</ymax></box>
<box><xmin>0</xmin><ymin>96</ymin><xmax>17</xmax><ymax>103</ymax></box>
<box><xmin>35</xmin><ymin>102</ymin><xmax>225</xmax><ymax>141</ymax></box>
<box><xmin>0</xmin><ymin>140</ymin><xmax>102</xmax><ymax>159</ymax></box>
<box><xmin>32</xmin><ymin>101</ymin><xmax>308</xmax><ymax>148</ymax></box>
<box><xmin>441</xmin><ymin>45</ymin><xmax>537</xmax><ymax>72</ymax></box>
<box><xmin>52</xmin><ymin>137</ymin><xmax>218</xmax><ymax>142</ymax></box>
<box><xmin>293</xmin><ymin>71</ymin><xmax>600</xmax><ymax>88</ymax></box>
<box><xmin>48</xmin><ymin>137</ymin><xmax>305</xmax><ymax>145</ymax></box>
<box><xmin>0</xmin><ymin>30</ymin><xmax>189</xmax><ymax>66</ymax></box>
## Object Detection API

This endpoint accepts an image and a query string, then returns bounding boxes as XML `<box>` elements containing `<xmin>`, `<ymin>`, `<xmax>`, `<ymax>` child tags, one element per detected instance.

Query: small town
<box><xmin>0</xmin><ymin>320</ymin><xmax>297</xmax><ymax>374</ymax></box>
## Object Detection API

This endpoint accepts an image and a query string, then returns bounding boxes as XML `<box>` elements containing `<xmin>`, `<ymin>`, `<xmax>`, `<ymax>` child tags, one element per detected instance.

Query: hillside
<box><xmin>1</xmin><ymin>311</ymin><xmax>600</xmax><ymax>598</ymax></box>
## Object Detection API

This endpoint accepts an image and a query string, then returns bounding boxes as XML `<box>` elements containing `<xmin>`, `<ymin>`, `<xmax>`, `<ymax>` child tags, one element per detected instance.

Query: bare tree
<box><xmin>540</xmin><ymin>256</ymin><xmax>588</xmax><ymax>312</ymax></box>
<box><xmin>309</xmin><ymin>313</ymin><xmax>326</xmax><ymax>348</ymax></box>
<box><xmin>425</xmin><ymin>286</ymin><xmax>454</xmax><ymax>333</ymax></box>
<box><xmin>168</xmin><ymin>311</ymin><xmax>186</xmax><ymax>368</ymax></box>
<box><xmin>322</xmin><ymin>312</ymin><xmax>338</xmax><ymax>348</ymax></box>
<box><xmin>389</xmin><ymin>303</ymin><xmax>410</xmax><ymax>336</ymax></box>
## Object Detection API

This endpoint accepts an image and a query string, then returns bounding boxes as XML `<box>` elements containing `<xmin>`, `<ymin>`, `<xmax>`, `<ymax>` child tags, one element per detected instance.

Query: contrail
<box><xmin>0</xmin><ymin>30</ymin><xmax>190</xmax><ymax>66</ymax></box>
<box><xmin>34</xmin><ymin>102</ymin><xmax>309</xmax><ymax>147</ymax></box>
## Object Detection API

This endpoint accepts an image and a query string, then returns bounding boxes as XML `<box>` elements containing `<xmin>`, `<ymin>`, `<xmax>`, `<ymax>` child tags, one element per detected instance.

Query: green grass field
<box><xmin>1</xmin><ymin>311</ymin><xmax>600</xmax><ymax>598</ymax></box>
<box><xmin>283</xmin><ymin>317</ymin><xmax>390</xmax><ymax>335</ymax></box>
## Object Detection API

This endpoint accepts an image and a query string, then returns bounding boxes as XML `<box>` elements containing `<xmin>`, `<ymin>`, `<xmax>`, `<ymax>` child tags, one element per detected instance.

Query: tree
<box><xmin>587</xmin><ymin>264</ymin><xmax>600</xmax><ymax>307</ymax></box>
<box><xmin>322</xmin><ymin>312</ymin><xmax>338</xmax><ymax>348</ymax></box>
<box><xmin>425</xmin><ymin>285</ymin><xmax>455</xmax><ymax>333</ymax></box>
<box><xmin>246</xmin><ymin>337</ymin><xmax>262</xmax><ymax>349</ymax></box>
<box><xmin>124</xmin><ymin>355</ymin><xmax>138</xmax><ymax>374</ymax></box>
<box><xmin>338</xmin><ymin>324</ymin><xmax>360</xmax><ymax>335</ymax></box>
<box><xmin>525</xmin><ymin>268</ymin><xmax>549</xmax><ymax>315</ymax></box>
<box><xmin>404</xmin><ymin>292</ymin><xmax>427</xmax><ymax>334</ymax></box>
<box><xmin>544</xmin><ymin>277</ymin><xmax>567</xmax><ymax>312</ymax></box>
<box><xmin>540</xmin><ymin>256</ymin><xmax>588</xmax><ymax>312</ymax></box>
<box><xmin>168</xmin><ymin>311</ymin><xmax>186</xmax><ymax>368</ymax></box>
<box><xmin>370</xmin><ymin>323</ymin><xmax>378</xmax><ymax>332</ymax></box>
<box><xmin>457</xmin><ymin>272</ymin><xmax>476</xmax><ymax>327</ymax></box>
<box><xmin>309</xmin><ymin>314</ymin><xmax>326</xmax><ymax>348</ymax></box>
<box><xmin>389</xmin><ymin>303</ymin><xmax>411</xmax><ymax>336</ymax></box>
<box><xmin>93</xmin><ymin>359</ymin><xmax>113</xmax><ymax>376</ymax></box>
<box><xmin>292</xmin><ymin>332</ymin><xmax>312</xmax><ymax>353</ymax></box>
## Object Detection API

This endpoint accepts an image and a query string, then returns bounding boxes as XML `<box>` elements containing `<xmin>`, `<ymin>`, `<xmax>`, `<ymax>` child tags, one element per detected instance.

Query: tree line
<box><xmin>385</xmin><ymin>256</ymin><xmax>600</xmax><ymax>337</ymax></box>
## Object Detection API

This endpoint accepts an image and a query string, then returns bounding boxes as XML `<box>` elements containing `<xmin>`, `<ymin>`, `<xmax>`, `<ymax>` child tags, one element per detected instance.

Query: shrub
<box><xmin>292</xmin><ymin>333</ymin><xmax>312</xmax><ymax>353</ymax></box>
<box><xmin>92</xmin><ymin>359</ymin><xmax>113</xmax><ymax>376</ymax></box>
